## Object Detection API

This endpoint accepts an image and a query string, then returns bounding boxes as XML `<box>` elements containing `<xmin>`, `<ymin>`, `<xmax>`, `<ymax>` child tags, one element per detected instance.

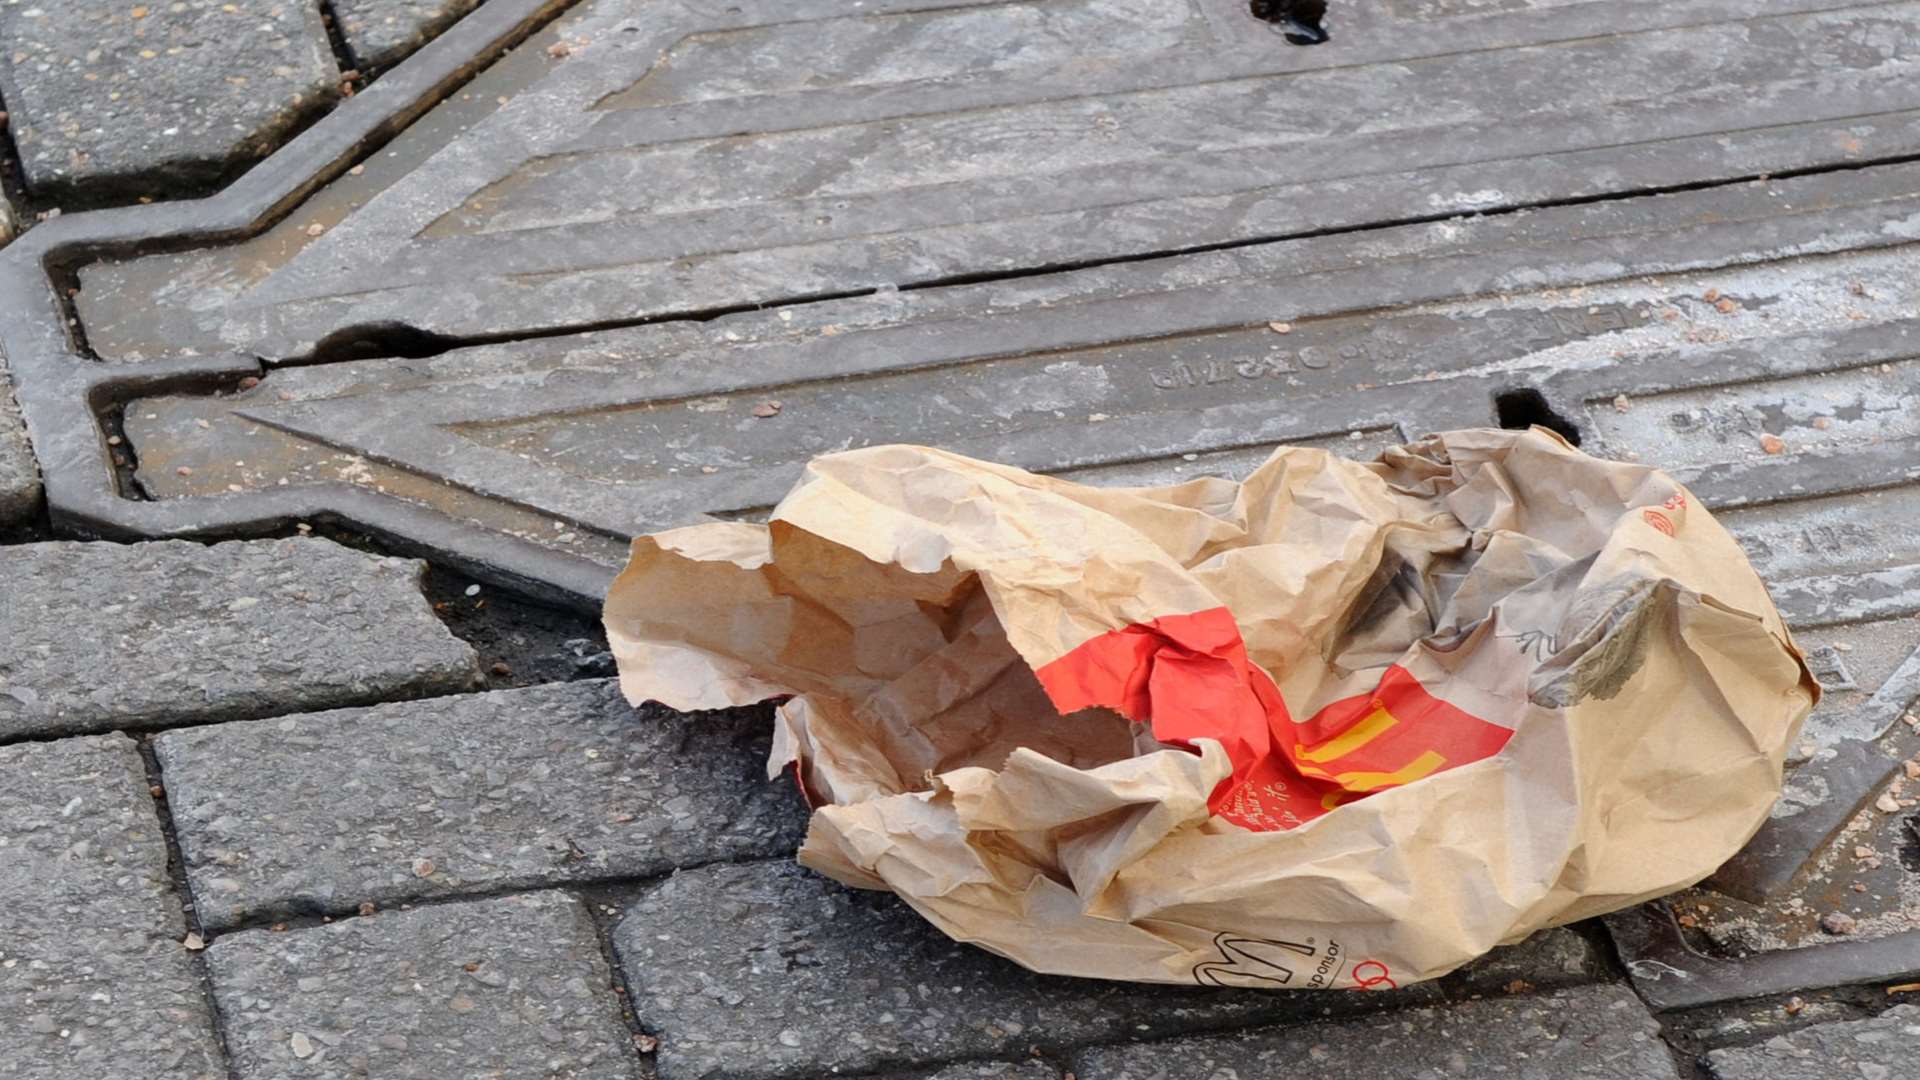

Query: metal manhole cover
<box><xmin>77</xmin><ymin>166</ymin><xmax>1920</xmax><ymax>600</ymax></box>
<box><xmin>67</xmin><ymin>0</ymin><xmax>1920</xmax><ymax>360</ymax></box>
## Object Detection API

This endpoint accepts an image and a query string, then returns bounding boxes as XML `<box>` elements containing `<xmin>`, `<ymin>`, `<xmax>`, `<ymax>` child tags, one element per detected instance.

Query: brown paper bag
<box><xmin>604</xmin><ymin>428</ymin><xmax>1816</xmax><ymax>989</ymax></box>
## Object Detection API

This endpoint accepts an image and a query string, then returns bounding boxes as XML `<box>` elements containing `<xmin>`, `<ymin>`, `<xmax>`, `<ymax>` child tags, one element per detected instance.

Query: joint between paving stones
<box><xmin>132</xmin><ymin>735</ymin><xmax>243</xmax><ymax>1080</ymax></box>
<box><xmin>316</xmin><ymin>1</ymin><xmax>365</xmax><ymax>85</ymax></box>
<box><xmin>193</xmin><ymin>851</ymin><xmax>794</xmax><ymax>943</ymax></box>
<box><xmin>575</xmin><ymin>884</ymin><xmax>665</xmax><ymax>1071</ymax></box>
<box><xmin>0</xmin><ymin>89</ymin><xmax>33</xmax><ymax>230</ymax></box>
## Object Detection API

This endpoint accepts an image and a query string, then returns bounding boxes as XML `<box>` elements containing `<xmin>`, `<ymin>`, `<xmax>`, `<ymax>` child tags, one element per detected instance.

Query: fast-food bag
<box><xmin>603</xmin><ymin>428</ymin><xmax>1817</xmax><ymax>988</ymax></box>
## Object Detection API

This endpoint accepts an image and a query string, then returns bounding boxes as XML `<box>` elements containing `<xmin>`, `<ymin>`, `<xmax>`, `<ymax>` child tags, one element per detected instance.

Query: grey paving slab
<box><xmin>0</xmin><ymin>359</ymin><xmax>39</xmax><ymax>523</ymax></box>
<box><xmin>0</xmin><ymin>538</ymin><xmax>479</xmax><ymax>739</ymax></box>
<box><xmin>612</xmin><ymin>861</ymin><xmax>1437</xmax><ymax>1080</ymax></box>
<box><xmin>1706</xmin><ymin>1006</ymin><xmax>1920</xmax><ymax>1080</ymax></box>
<box><xmin>333</xmin><ymin>0</ymin><xmax>486</xmax><ymax>71</ymax></box>
<box><xmin>154</xmin><ymin>679</ymin><xmax>806</xmax><ymax>929</ymax></box>
<box><xmin>73</xmin><ymin>0</ymin><xmax>1920</xmax><ymax>358</ymax></box>
<box><xmin>0</xmin><ymin>734</ymin><xmax>225</xmax><ymax>1080</ymax></box>
<box><xmin>207</xmin><ymin>891</ymin><xmax>638</xmax><ymax>1079</ymax></box>
<box><xmin>0</xmin><ymin>0</ymin><xmax>339</xmax><ymax>202</ymax></box>
<box><xmin>1443</xmin><ymin>927</ymin><xmax>1604</xmax><ymax>997</ymax></box>
<box><xmin>1071</xmin><ymin>983</ymin><xmax>1681</xmax><ymax>1080</ymax></box>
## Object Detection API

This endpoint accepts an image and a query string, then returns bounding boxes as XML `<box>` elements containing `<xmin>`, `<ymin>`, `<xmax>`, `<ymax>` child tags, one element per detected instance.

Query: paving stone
<box><xmin>154</xmin><ymin>679</ymin><xmax>807</xmax><ymax>929</ymax></box>
<box><xmin>613</xmin><ymin>861</ymin><xmax>1437</xmax><ymax>1080</ymax></box>
<box><xmin>207</xmin><ymin>891</ymin><xmax>637</xmax><ymax>1079</ymax></box>
<box><xmin>0</xmin><ymin>538</ymin><xmax>480</xmax><ymax>739</ymax></box>
<box><xmin>0</xmin><ymin>362</ymin><xmax>38</xmax><ymax>523</ymax></box>
<box><xmin>0</xmin><ymin>0</ymin><xmax>339</xmax><ymax>201</ymax></box>
<box><xmin>332</xmin><ymin>0</ymin><xmax>485</xmax><ymax>71</ymax></box>
<box><xmin>1705</xmin><ymin>1006</ymin><xmax>1920</xmax><ymax>1080</ymax></box>
<box><xmin>1444</xmin><ymin>926</ymin><xmax>1604</xmax><ymax>997</ymax></box>
<box><xmin>0</xmin><ymin>735</ymin><xmax>225</xmax><ymax>1079</ymax></box>
<box><xmin>1071</xmin><ymin>983</ymin><xmax>1681</xmax><ymax>1080</ymax></box>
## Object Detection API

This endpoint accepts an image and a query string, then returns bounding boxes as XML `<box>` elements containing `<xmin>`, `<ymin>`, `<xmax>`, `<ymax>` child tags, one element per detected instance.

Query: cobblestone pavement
<box><xmin>4</xmin><ymin>2</ymin><xmax>1920</xmax><ymax>1078</ymax></box>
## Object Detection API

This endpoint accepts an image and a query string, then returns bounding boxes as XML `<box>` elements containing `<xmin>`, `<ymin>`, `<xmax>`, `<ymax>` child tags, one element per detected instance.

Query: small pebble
<box><xmin>1812</xmin><ymin>416</ymin><xmax>1832</xmax><ymax>430</ymax></box>
<box><xmin>1267</xmin><ymin>321</ymin><xmax>1293</xmax><ymax>334</ymax></box>
<box><xmin>182</xmin><ymin>933</ymin><xmax>205</xmax><ymax>951</ymax></box>
<box><xmin>1702</xmin><ymin>288</ymin><xmax>1721</xmax><ymax>302</ymax></box>
<box><xmin>1875</xmin><ymin>791</ymin><xmax>1901</xmax><ymax>814</ymax></box>
<box><xmin>412</xmin><ymin>857</ymin><xmax>435</xmax><ymax>877</ymax></box>
<box><xmin>546</xmin><ymin>41</ymin><xmax>571</xmax><ymax>58</ymax></box>
<box><xmin>1715</xmin><ymin>298</ymin><xmax>1739</xmax><ymax>314</ymax></box>
<box><xmin>1819</xmin><ymin>911</ymin><xmax>1858</xmax><ymax>935</ymax></box>
<box><xmin>464</xmin><ymin>584</ymin><xmax>481</xmax><ymax>597</ymax></box>
<box><xmin>304</xmin><ymin>223</ymin><xmax>325</xmax><ymax>237</ymax></box>
<box><xmin>1612</xmin><ymin>394</ymin><xmax>1631</xmax><ymax>412</ymax></box>
<box><xmin>1758</xmin><ymin>433</ymin><xmax>1785</xmax><ymax>455</ymax></box>
<box><xmin>175</xmin><ymin>466</ymin><xmax>193</xmax><ymax>476</ymax></box>
<box><xmin>290</xmin><ymin>1032</ymin><xmax>315</xmax><ymax>1059</ymax></box>
<box><xmin>751</xmin><ymin>401</ymin><xmax>783</xmax><ymax>418</ymax></box>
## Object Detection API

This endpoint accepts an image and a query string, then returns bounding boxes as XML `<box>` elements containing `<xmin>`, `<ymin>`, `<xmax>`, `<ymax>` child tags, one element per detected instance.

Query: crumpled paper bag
<box><xmin>604</xmin><ymin>428</ymin><xmax>1816</xmax><ymax>989</ymax></box>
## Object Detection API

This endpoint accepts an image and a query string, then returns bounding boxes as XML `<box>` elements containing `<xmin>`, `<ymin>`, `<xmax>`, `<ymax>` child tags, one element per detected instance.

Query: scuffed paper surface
<box><xmin>606</xmin><ymin>428</ymin><xmax>1816</xmax><ymax>988</ymax></box>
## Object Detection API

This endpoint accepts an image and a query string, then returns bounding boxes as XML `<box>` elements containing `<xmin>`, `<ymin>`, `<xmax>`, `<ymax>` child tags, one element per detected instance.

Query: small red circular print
<box><xmin>1352</xmin><ymin>960</ymin><xmax>1397</xmax><ymax>990</ymax></box>
<box><xmin>1642</xmin><ymin>509</ymin><xmax>1676</xmax><ymax>536</ymax></box>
